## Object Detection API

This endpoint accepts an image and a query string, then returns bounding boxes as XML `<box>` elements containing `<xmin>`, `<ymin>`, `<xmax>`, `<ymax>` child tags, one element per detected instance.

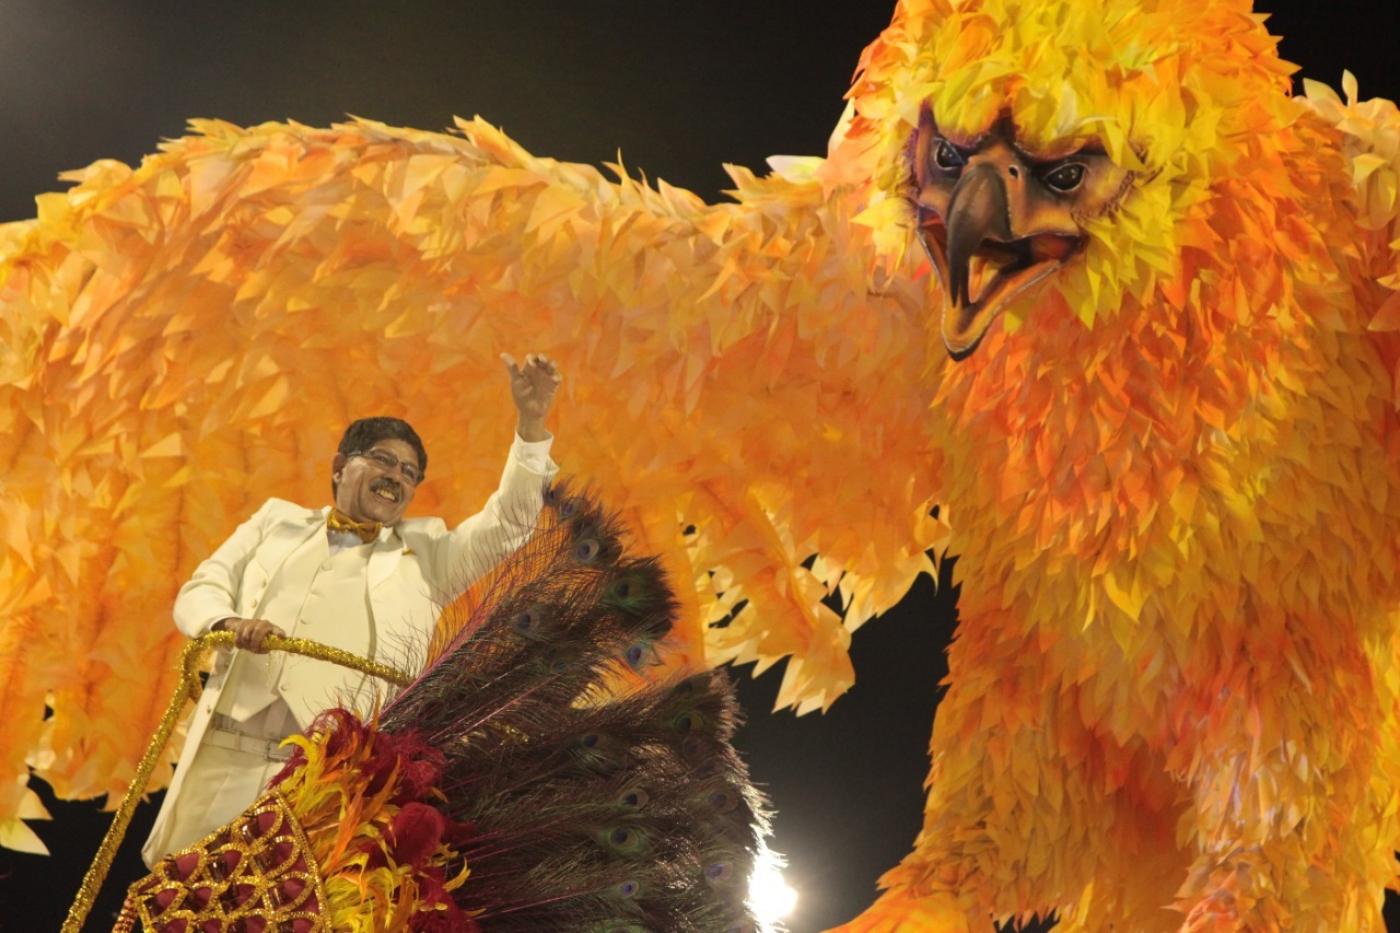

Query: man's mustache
<box><xmin>370</xmin><ymin>477</ymin><xmax>403</xmax><ymax>501</ymax></box>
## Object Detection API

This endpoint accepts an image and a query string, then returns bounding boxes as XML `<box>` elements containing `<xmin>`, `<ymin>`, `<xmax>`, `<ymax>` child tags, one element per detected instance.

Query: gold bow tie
<box><xmin>327</xmin><ymin>508</ymin><xmax>382</xmax><ymax>544</ymax></box>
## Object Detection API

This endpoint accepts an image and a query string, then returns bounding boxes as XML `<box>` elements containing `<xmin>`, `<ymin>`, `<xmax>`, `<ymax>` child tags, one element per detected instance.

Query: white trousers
<box><xmin>141</xmin><ymin>701</ymin><xmax>298</xmax><ymax>868</ymax></box>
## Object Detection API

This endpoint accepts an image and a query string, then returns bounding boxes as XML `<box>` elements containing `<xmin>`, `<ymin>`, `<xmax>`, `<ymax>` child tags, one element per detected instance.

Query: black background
<box><xmin>1</xmin><ymin>2</ymin><xmax>1397</xmax><ymax>930</ymax></box>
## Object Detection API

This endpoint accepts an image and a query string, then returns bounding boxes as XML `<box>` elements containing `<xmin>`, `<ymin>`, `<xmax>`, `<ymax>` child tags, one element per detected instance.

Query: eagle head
<box><xmin>830</xmin><ymin>0</ymin><xmax>1298</xmax><ymax>359</ymax></box>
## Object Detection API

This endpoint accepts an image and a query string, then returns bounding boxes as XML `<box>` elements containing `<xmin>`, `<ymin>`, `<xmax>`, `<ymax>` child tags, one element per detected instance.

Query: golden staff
<box><xmin>61</xmin><ymin>630</ymin><xmax>412</xmax><ymax>933</ymax></box>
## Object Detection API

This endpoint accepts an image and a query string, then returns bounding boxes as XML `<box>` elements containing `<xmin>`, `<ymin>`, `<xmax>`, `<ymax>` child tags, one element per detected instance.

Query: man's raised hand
<box><xmin>501</xmin><ymin>352</ymin><xmax>562</xmax><ymax>441</ymax></box>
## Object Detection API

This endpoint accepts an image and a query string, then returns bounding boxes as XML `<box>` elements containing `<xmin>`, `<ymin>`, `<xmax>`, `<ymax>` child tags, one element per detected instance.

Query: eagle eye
<box><xmin>1043</xmin><ymin>162</ymin><xmax>1085</xmax><ymax>192</ymax></box>
<box><xmin>932</xmin><ymin>139</ymin><xmax>965</xmax><ymax>171</ymax></box>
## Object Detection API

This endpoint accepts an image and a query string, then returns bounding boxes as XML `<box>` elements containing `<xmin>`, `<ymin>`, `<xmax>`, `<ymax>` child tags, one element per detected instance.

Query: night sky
<box><xmin>2</xmin><ymin>2</ymin><xmax>1399</xmax><ymax>931</ymax></box>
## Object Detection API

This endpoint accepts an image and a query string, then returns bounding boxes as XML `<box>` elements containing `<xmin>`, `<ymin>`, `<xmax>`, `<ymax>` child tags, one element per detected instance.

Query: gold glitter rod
<box><xmin>62</xmin><ymin>630</ymin><xmax>411</xmax><ymax>933</ymax></box>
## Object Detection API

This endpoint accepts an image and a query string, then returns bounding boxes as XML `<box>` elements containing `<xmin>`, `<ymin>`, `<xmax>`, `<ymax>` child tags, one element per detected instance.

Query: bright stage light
<box><xmin>748</xmin><ymin>847</ymin><xmax>798</xmax><ymax>927</ymax></box>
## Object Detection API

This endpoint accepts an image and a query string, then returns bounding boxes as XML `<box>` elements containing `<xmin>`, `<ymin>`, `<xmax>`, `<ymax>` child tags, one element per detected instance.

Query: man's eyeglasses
<box><xmin>350</xmin><ymin>448</ymin><xmax>423</xmax><ymax>485</ymax></box>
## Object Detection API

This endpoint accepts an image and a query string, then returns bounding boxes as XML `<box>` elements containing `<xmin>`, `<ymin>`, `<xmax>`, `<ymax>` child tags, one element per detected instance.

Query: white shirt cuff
<box><xmin>196</xmin><ymin>613</ymin><xmax>231</xmax><ymax>639</ymax></box>
<box><xmin>512</xmin><ymin>431</ymin><xmax>555</xmax><ymax>472</ymax></box>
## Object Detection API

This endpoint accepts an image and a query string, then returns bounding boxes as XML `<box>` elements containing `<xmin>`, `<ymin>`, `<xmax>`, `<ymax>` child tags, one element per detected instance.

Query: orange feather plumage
<box><xmin>5</xmin><ymin>1</ymin><xmax>1400</xmax><ymax>929</ymax></box>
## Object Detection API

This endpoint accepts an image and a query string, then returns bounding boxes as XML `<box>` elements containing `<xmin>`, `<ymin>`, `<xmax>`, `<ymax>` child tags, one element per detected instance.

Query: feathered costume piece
<box><xmin>828</xmin><ymin>1</ymin><xmax>1400</xmax><ymax>930</ymax></box>
<box><xmin>126</xmin><ymin>488</ymin><xmax>767</xmax><ymax>932</ymax></box>
<box><xmin>0</xmin><ymin>83</ymin><xmax>946</xmax><ymax>860</ymax></box>
<box><xmin>6</xmin><ymin>0</ymin><xmax>1400</xmax><ymax>928</ymax></box>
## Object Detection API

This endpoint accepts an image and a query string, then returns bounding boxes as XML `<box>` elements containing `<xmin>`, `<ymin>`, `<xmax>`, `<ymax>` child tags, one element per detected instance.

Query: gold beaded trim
<box><xmin>125</xmin><ymin>790</ymin><xmax>329</xmax><ymax>932</ymax></box>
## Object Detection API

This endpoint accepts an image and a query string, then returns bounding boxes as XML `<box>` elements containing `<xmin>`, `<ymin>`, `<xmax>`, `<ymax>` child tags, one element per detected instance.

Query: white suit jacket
<box><xmin>147</xmin><ymin>436</ymin><xmax>557</xmax><ymax>856</ymax></box>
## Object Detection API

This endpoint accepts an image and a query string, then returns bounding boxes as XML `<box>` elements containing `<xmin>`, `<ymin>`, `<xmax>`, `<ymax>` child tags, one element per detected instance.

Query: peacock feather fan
<box><xmin>374</xmin><ymin>482</ymin><xmax>767</xmax><ymax>932</ymax></box>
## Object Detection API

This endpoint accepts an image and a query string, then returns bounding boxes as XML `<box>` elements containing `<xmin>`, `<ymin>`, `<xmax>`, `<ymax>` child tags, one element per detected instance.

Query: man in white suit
<box><xmin>142</xmin><ymin>352</ymin><xmax>562</xmax><ymax>866</ymax></box>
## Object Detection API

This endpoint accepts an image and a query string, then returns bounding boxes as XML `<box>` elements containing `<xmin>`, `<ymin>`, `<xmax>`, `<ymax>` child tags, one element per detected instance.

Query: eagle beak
<box><xmin>917</xmin><ymin>144</ymin><xmax>1083</xmax><ymax>360</ymax></box>
<box><xmin>943</xmin><ymin>164</ymin><xmax>1015</xmax><ymax>358</ymax></box>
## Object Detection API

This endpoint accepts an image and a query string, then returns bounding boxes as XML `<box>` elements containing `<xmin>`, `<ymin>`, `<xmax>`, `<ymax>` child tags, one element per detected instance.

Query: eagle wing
<box><xmin>0</xmin><ymin>117</ymin><xmax>948</xmax><ymax>847</ymax></box>
<box><xmin>1306</xmin><ymin>74</ymin><xmax>1400</xmax><ymax>381</ymax></box>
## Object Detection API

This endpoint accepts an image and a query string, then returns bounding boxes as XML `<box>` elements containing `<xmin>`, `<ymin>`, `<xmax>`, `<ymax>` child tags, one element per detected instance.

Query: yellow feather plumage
<box><xmin>3</xmin><ymin>0</ymin><xmax>1400</xmax><ymax>928</ymax></box>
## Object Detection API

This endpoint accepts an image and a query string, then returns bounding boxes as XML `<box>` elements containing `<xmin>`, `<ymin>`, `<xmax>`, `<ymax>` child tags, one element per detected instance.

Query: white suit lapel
<box><xmin>249</xmin><ymin>508</ymin><xmax>329</xmax><ymax>613</ymax></box>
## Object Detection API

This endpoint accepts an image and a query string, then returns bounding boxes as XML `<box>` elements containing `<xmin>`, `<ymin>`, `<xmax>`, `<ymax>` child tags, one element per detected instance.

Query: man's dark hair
<box><xmin>333</xmin><ymin>416</ymin><xmax>428</xmax><ymax>495</ymax></box>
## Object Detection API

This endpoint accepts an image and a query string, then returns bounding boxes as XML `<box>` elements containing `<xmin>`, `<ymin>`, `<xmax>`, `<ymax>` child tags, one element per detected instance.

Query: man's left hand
<box><xmin>501</xmin><ymin>351</ymin><xmax>561</xmax><ymax>441</ymax></box>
